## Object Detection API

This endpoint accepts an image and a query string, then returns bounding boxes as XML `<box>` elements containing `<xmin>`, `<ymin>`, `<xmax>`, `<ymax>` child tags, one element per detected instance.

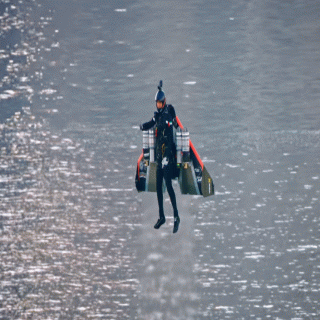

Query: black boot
<box><xmin>173</xmin><ymin>216</ymin><xmax>180</xmax><ymax>233</ymax></box>
<box><xmin>154</xmin><ymin>216</ymin><xmax>166</xmax><ymax>229</ymax></box>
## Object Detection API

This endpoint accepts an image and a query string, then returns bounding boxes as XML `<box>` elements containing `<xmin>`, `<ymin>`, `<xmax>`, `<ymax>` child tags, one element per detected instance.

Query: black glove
<box><xmin>172</xmin><ymin>117</ymin><xmax>178</xmax><ymax>128</ymax></box>
<box><xmin>140</xmin><ymin>124</ymin><xmax>144</xmax><ymax>131</ymax></box>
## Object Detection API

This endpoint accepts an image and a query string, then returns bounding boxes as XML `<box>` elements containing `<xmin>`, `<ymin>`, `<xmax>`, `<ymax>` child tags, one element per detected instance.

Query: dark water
<box><xmin>1</xmin><ymin>0</ymin><xmax>320</xmax><ymax>319</ymax></box>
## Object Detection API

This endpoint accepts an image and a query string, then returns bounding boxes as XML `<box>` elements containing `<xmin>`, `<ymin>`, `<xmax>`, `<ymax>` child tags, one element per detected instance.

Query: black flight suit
<box><xmin>140</xmin><ymin>104</ymin><xmax>179</xmax><ymax>219</ymax></box>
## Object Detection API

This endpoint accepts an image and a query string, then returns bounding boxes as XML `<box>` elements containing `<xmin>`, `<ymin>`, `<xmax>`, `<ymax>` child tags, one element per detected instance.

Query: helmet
<box><xmin>155</xmin><ymin>90</ymin><xmax>165</xmax><ymax>103</ymax></box>
<box><xmin>155</xmin><ymin>80</ymin><xmax>166</xmax><ymax>103</ymax></box>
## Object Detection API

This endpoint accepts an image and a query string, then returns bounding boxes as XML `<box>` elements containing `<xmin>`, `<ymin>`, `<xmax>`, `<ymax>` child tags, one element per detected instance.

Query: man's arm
<box><xmin>168</xmin><ymin>105</ymin><xmax>178</xmax><ymax>128</ymax></box>
<box><xmin>140</xmin><ymin>112</ymin><xmax>157</xmax><ymax>131</ymax></box>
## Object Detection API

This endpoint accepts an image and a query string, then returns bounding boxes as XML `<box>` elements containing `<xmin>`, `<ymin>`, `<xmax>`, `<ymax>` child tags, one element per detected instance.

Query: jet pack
<box><xmin>135</xmin><ymin>116</ymin><xmax>214</xmax><ymax>197</ymax></box>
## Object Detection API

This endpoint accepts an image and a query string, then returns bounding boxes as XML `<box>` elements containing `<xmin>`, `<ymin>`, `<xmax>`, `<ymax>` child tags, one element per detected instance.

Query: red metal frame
<box><xmin>137</xmin><ymin>152</ymin><xmax>143</xmax><ymax>181</ymax></box>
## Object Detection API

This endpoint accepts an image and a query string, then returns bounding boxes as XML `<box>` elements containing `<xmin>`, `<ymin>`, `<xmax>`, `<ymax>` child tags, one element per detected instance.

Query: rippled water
<box><xmin>0</xmin><ymin>109</ymin><xmax>141</xmax><ymax>319</ymax></box>
<box><xmin>1</xmin><ymin>0</ymin><xmax>320</xmax><ymax>319</ymax></box>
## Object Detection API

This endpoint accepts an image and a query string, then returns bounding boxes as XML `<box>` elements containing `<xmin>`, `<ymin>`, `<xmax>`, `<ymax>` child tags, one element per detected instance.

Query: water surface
<box><xmin>1</xmin><ymin>0</ymin><xmax>319</xmax><ymax>319</ymax></box>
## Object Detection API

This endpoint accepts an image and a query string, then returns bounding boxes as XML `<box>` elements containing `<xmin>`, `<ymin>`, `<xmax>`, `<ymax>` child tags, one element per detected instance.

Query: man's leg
<box><xmin>163</xmin><ymin>165</ymin><xmax>180</xmax><ymax>233</ymax></box>
<box><xmin>163</xmin><ymin>165</ymin><xmax>178</xmax><ymax>217</ymax></box>
<box><xmin>155</xmin><ymin>167</ymin><xmax>166</xmax><ymax>229</ymax></box>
